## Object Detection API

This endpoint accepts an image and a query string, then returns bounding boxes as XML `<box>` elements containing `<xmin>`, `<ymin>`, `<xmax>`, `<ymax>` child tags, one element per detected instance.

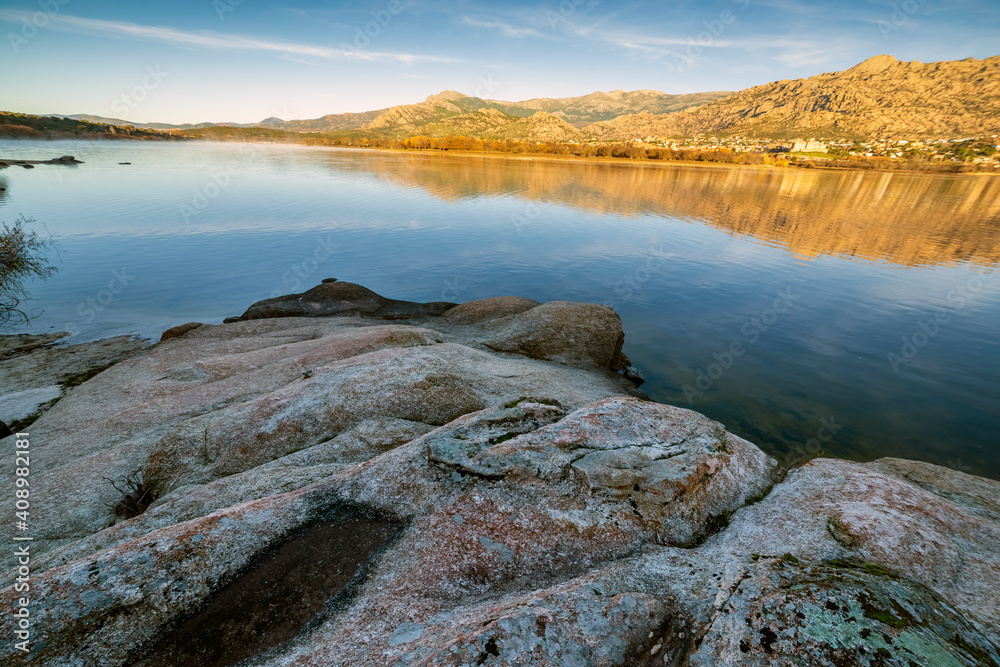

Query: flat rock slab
<box><xmin>0</xmin><ymin>385</ymin><xmax>62</xmax><ymax>423</ymax></box>
<box><xmin>0</xmin><ymin>283</ymin><xmax>997</xmax><ymax>666</ymax></box>
<box><xmin>0</xmin><ymin>333</ymin><xmax>151</xmax><ymax>396</ymax></box>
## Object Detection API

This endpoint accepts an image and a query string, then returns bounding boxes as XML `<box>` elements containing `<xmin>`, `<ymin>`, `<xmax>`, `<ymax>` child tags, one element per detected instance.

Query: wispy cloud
<box><xmin>578</xmin><ymin>25</ymin><xmax>821</xmax><ymax>61</ymax></box>
<box><xmin>0</xmin><ymin>10</ymin><xmax>460</xmax><ymax>64</ymax></box>
<box><xmin>460</xmin><ymin>17</ymin><xmax>550</xmax><ymax>39</ymax></box>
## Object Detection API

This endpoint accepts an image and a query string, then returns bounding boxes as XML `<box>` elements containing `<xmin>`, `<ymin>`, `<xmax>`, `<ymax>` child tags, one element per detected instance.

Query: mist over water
<box><xmin>2</xmin><ymin>139</ymin><xmax>998</xmax><ymax>478</ymax></box>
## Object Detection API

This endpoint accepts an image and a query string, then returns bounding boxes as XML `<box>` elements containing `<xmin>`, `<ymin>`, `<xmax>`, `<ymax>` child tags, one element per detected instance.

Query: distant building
<box><xmin>792</xmin><ymin>138</ymin><xmax>828</xmax><ymax>153</ymax></box>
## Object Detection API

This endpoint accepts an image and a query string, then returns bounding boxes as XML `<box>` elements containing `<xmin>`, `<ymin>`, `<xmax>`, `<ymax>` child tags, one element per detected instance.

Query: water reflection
<box><xmin>331</xmin><ymin>152</ymin><xmax>1000</xmax><ymax>269</ymax></box>
<box><xmin>0</xmin><ymin>142</ymin><xmax>997</xmax><ymax>479</ymax></box>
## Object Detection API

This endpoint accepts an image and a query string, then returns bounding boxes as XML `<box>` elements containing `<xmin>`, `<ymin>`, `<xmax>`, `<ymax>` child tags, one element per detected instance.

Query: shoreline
<box><xmin>4</xmin><ymin>135</ymin><xmax>996</xmax><ymax>176</ymax></box>
<box><xmin>251</xmin><ymin>142</ymin><xmax>1000</xmax><ymax>177</ymax></box>
<box><xmin>2</xmin><ymin>281</ymin><xmax>999</xmax><ymax>664</ymax></box>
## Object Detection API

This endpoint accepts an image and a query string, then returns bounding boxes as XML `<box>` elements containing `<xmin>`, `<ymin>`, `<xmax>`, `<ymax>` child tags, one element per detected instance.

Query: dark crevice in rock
<box><xmin>678</xmin><ymin>477</ymin><xmax>780</xmax><ymax>550</ymax></box>
<box><xmin>476</xmin><ymin>635</ymin><xmax>501</xmax><ymax>664</ymax></box>
<box><xmin>133</xmin><ymin>507</ymin><xmax>403</xmax><ymax>667</ymax></box>
<box><xmin>688</xmin><ymin>563</ymin><xmax>753</xmax><ymax>652</ymax></box>
<box><xmin>449</xmin><ymin>469</ymin><xmax>505</xmax><ymax>482</ymax></box>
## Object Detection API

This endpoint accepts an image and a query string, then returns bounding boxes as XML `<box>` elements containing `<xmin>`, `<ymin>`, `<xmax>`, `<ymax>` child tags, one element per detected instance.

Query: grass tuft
<box><xmin>105</xmin><ymin>468</ymin><xmax>162</xmax><ymax>520</ymax></box>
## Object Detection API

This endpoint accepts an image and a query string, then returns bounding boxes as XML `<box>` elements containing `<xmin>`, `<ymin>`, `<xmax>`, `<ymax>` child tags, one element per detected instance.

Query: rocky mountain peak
<box><xmin>425</xmin><ymin>90</ymin><xmax>467</xmax><ymax>103</ymax></box>
<box><xmin>845</xmin><ymin>53</ymin><xmax>900</xmax><ymax>76</ymax></box>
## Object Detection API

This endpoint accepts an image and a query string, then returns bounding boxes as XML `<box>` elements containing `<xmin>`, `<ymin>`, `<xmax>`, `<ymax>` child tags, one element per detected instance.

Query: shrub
<box><xmin>0</xmin><ymin>216</ymin><xmax>57</xmax><ymax>327</ymax></box>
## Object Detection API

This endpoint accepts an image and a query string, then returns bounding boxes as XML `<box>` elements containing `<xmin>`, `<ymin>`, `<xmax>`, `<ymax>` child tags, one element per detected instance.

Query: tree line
<box><xmin>176</xmin><ymin>127</ymin><xmax>995</xmax><ymax>174</ymax></box>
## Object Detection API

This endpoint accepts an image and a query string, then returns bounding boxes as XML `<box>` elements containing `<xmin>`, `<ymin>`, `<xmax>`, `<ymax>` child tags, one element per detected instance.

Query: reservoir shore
<box><xmin>1</xmin><ymin>281</ymin><xmax>998</xmax><ymax>665</ymax></box>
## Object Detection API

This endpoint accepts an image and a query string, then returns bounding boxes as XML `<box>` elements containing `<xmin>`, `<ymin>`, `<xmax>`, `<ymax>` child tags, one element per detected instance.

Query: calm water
<box><xmin>2</xmin><ymin>140</ymin><xmax>999</xmax><ymax>478</ymax></box>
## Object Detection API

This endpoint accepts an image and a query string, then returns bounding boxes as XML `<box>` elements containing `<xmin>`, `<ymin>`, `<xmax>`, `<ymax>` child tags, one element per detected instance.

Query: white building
<box><xmin>792</xmin><ymin>138</ymin><xmax>828</xmax><ymax>153</ymax></box>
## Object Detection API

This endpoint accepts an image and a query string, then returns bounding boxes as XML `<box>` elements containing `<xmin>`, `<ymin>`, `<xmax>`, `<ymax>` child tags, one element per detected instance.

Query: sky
<box><xmin>1</xmin><ymin>0</ymin><xmax>998</xmax><ymax>124</ymax></box>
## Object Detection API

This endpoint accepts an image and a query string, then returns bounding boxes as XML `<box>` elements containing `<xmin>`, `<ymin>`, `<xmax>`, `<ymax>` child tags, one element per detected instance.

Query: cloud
<box><xmin>577</xmin><ymin>24</ymin><xmax>823</xmax><ymax>61</ymax></box>
<box><xmin>460</xmin><ymin>17</ymin><xmax>549</xmax><ymax>39</ymax></box>
<box><xmin>0</xmin><ymin>10</ymin><xmax>460</xmax><ymax>64</ymax></box>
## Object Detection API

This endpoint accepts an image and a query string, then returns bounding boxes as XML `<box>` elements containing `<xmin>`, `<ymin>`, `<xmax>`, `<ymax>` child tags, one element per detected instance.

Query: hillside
<box><xmin>586</xmin><ymin>55</ymin><xmax>1000</xmax><ymax>140</ymax></box>
<box><xmin>356</xmin><ymin>89</ymin><xmax>724</xmax><ymax>137</ymax></box>
<box><xmin>0</xmin><ymin>112</ymin><xmax>170</xmax><ymax>139</ymax></box>
<box><xmin>417</xmin><ymin>108</ymin><xmax>584</xmax><ymax>141</ymax></box>
<box><xmin>50</xmin><ymin>114</ymin><xmax>255</xmax><ymax>131</ymax></box>
<box><xmin>510</xmin><ymin>89</ymin><xmax>732</xmax><ymax>126</ymax></box>
<box><xmin>265</xmin><ymin>110</ymin><xmax>385</xmax><ymax>132</ymax></box>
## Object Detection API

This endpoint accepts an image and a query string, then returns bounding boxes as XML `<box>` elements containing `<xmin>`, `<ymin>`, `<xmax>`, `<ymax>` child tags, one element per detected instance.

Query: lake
<box><xmin>2</xmin><ymin>139</ymin><xmax>998</xmax><ymax>478</ymax></box>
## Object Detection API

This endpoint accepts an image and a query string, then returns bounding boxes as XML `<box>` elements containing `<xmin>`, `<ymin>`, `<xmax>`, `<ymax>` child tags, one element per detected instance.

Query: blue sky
<box><xmin>1</xmin><ymin>0</ymin><xmax>997</xmax><ymax>124</ymax></box>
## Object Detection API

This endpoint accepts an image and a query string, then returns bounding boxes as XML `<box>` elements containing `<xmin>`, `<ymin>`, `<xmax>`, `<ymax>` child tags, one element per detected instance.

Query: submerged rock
<box><xmin>0</xmin><ymin>283</ymin><xmax>996</xmax><ymax>666</ymax></box>
<box><xmin>621</xmin><ymin>365</ymin><xmax>646</xmax><ymax>387</ymax></box>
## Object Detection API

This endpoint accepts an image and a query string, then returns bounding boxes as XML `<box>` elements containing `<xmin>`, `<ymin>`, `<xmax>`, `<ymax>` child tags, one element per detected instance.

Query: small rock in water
<box><xmin>119</xmin><ymin>162</ymin><xmax>132</xmax><ymax>165</ymax></box>
<box><xmin>622</xmin><ymin>365</ymin><xmax>646</xmax><ymax>387</ymax></box>
<box><xmin>21</xmin><ymin>164</ymin><xmax>34</xmax><ymax>169</ymax></box>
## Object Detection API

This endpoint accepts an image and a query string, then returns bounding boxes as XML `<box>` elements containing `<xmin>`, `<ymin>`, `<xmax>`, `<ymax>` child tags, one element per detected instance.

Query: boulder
<box><xmin>234</xmin><ymin>281</ymin><xmax>457</xmax><ymax>321</ymax></box>
<box><xmin>482</xmin><ymin>301</ymin><xmax>629</xmax><ymax>370</ymax></box>
<box><xmin>159</xmin><ymin>321</ymin><xmax>203</xmax><ymax>341</ymax></box>
<box><xmin>426</xmin><ymin>397</ymin><xmax>776</xmax><ymax>547</ymax></box>
<box><xmin>709</xmin><ymin>457</ymin><xmax>1000</xmax><ymax>639</ymax></box>
<box><xmin>440</xmin><ymin>296</ymin><xmax>541</xmax><ymax>324</ymax></box>
<box><xmin>690</xmin><ymin>555</ymin><xmax>999</xmax><ymax>666</ymax></box>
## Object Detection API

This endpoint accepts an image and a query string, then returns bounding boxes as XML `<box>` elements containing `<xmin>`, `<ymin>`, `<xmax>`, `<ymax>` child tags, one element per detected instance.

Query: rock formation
<box><xmin>0</xmin><ymin>283</ymin><xmax>997</xmax><ymax>665</ymax></box>
<box><xmin>586</xmin><ymin>54</ymin><xmax>1000</xmax><ymax>140</ymax></box>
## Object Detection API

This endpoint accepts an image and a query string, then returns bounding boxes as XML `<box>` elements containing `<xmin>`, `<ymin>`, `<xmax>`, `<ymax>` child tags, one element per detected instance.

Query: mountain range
<box><xmin>38</xmin><ymin>54</ymin><xmax>1000</xmax><ymax>142</ymax></box>
<box><xmin>50</xmin><ymin>89</ymin><xmax>732</xmax><ymax>141</ymax></box>
<box><xmin>587</xmin><ymin>54</ymin><xmax>1000</xmax><ymax>140</ymax></box>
